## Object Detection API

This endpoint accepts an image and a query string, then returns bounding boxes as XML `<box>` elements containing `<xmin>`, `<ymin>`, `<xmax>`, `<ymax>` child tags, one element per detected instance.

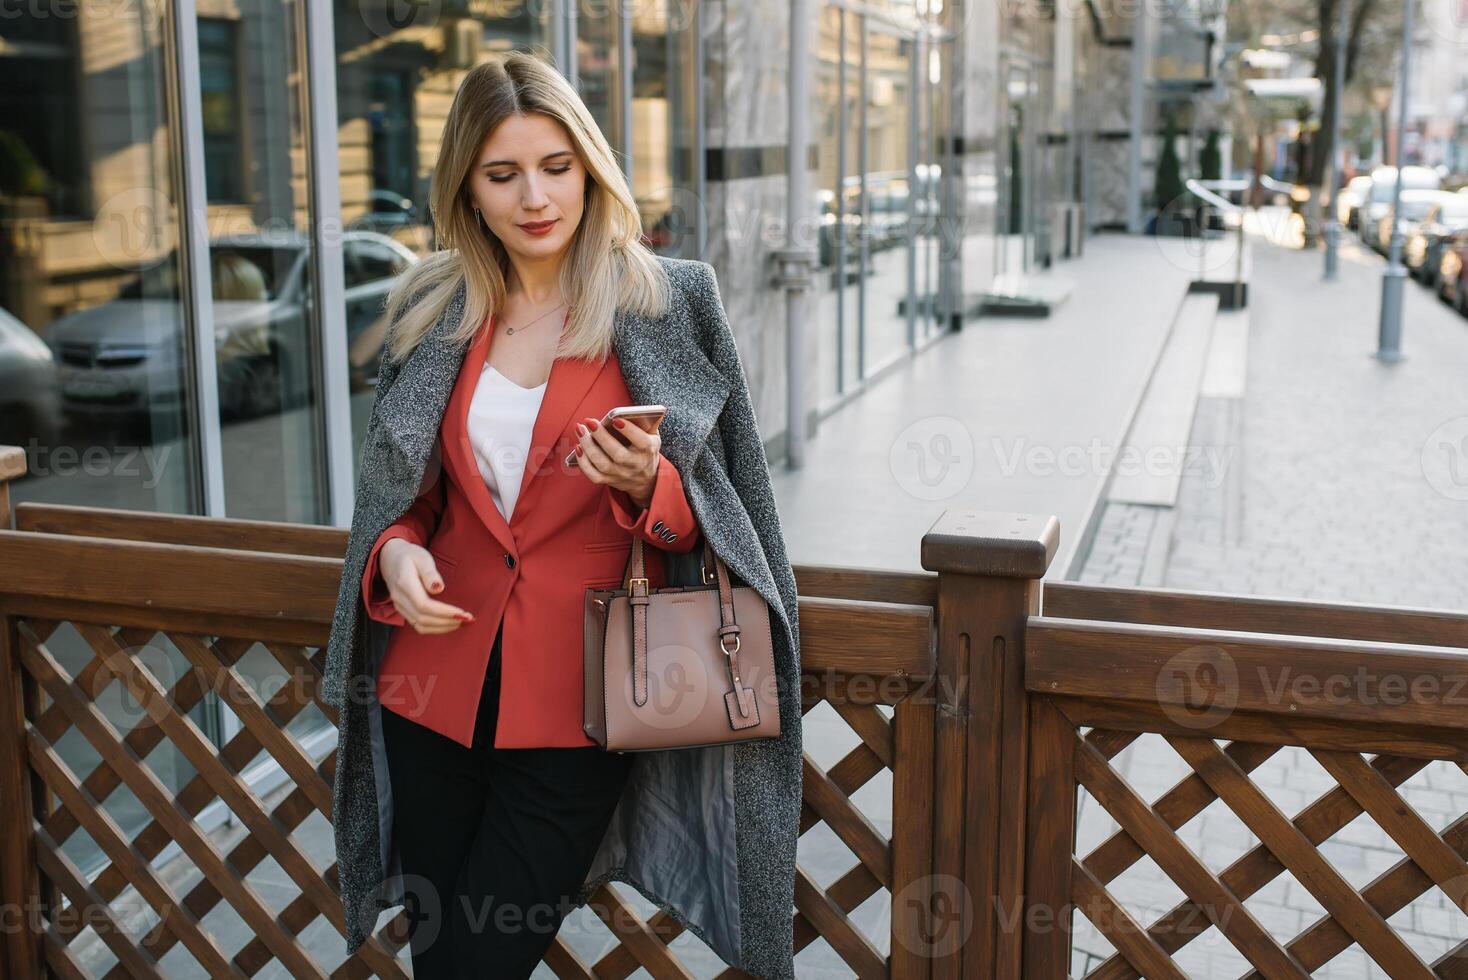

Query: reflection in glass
<box><xmin>862</xmin><ymin>27</ymin><xmax>917</xmax><ymax>378</ymax></box>
<box><xmin>334</xmin><ymin>2</ymin><xmax>553</xmax><ymax>471</ymax></box>
<box><xmin>191</xmin><ymin>0</ymin><xmax>328</xmax><ymax>525</ymax></box>
<box><xmin>0</xmin><ymin>9</ymin><xmax>195</xmax><ymax>511</ymax></box>
<box><xmin>630</xmin><ymin>0</ymin><xmax>699</xmax><ymax>258</ymax></box>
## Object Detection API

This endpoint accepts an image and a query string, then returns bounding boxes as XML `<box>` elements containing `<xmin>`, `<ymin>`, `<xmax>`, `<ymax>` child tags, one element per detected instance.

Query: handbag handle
<box><xmin>619</xmin><ymin>536</ymin><xmax>746</xmax><ymax>710</ymax></box>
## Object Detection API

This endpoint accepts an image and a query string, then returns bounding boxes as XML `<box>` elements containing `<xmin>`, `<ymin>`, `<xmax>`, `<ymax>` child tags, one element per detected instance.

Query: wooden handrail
<box><xmin>1027</xmin><ymin>616</ymin><xmax>1468</xmax><ymax>730</ymax></box>
<box><xmin>1044</xmin><ymin>580</ymin><xmax>1468</xmax><ymax>649</ymax></box>
<box><xmin>14</xmin><ymin>501</ymin><xmax>347</xmax><ymax>558</ymax></box>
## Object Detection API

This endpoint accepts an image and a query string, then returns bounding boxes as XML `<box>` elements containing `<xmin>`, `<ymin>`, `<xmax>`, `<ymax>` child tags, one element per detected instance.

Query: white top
<box><xmin>467</xmin><ymin>362</ymin><xmax>548</xmax><ymax>522</ymax></box>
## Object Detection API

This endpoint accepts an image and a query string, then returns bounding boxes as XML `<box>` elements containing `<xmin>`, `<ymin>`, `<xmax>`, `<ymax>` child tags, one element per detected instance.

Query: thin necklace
<box><xmin>500</xmin><ymin>301</ymin><xmax>568</xmax><ymax>336</ymax></box>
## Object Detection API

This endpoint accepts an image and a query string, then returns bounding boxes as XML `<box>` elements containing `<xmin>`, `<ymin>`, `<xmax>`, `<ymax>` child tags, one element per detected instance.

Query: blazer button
<box><xmin>504</xmin><ymin>553</ymin><xmax>516</xmax><ymax>568</ymax></box>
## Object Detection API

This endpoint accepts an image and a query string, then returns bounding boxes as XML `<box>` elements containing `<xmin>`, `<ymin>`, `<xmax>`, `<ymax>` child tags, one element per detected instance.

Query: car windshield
<box><xmin>117</xmin><ymin>244</ymin><xmax>300</xmax><ymax>302</ymax></box>
<box><xmin>1439</xmin><ymin>201</ymin><xmax>1468</xmax><ymax>225</ymax></box>
<box><xmin>1401</xmin><ymin>199</ymin><xmax>1440</xmax><ymax>221</ymax></box>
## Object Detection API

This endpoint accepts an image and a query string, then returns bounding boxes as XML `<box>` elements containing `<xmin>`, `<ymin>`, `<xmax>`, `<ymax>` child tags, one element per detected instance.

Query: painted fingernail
<box><xmin>577</xmin><ymin>423</ymin><xmax>588</xmax><ymax>436</ymax></box>
<box><xmin>431</xmin><ymin>581</ymin><xmax>442</xmax><ymax>592</ymax></box>
<box><xmin>575</xmin><ymin>445</ymin><xmax>584</xmax><ymax>457</ymax></box>
<box><xmin>612</xmin><ymin>418</ymin><xmax>626</xmax><ymax>429</ymax></box>
<box><xmin>587</xmin><ymin>418</ymin><xmax>599</xmax><ymax>430</ymax></box>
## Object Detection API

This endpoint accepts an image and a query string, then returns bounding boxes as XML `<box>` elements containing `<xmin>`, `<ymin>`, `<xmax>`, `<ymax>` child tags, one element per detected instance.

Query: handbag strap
<box><xmin>623</xmin><ymin>536</ymin><xmax>745</xmax><ymax>708</ymax></box>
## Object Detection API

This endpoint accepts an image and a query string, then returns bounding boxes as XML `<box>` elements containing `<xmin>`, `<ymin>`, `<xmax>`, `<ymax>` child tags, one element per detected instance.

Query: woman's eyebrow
<box><xmin>481</xmin><ymin>150</ymin><xmax>574</xmax><ymax>169</ymax></box>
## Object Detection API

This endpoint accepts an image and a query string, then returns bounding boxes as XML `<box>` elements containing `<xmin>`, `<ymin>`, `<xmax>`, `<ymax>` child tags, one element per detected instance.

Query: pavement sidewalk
<box><xmin>770</xmin><ymin>233</ymin><xmax>1198</xmax><ymax>578</ymax></box>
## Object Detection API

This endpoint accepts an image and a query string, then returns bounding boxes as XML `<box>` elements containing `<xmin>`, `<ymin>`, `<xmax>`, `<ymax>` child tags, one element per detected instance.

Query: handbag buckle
<box><xmin>701</xmin><ymin>563</ymin><xmax>717</xmax><ymax>584</ymax></box>
<box><xmin>628</xmin><ymin>576</ymin><xmax>649</xmax><ymax>593</ymax></box>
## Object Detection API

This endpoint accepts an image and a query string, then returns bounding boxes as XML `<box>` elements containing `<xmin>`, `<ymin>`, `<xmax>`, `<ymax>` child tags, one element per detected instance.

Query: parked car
<box><xmin>1368</xmin><ymin>189</ymin><xmax>1456</xmax><ymax>255</ymax></box>
<box><xmin>1406</xmin><ymin>195</ymin><xmax>1468</xmax><ymax>285</ymax></box>
<box><xmin>48</xmin><ymin>231</ymin><xmax>417</xmax><ymax>423</ymax></box>
<box><xmin>349</xmin><ymin>189</ymin><xmax>420</xmax><ymax>234</ymax></box>
<box><xmin>1438</xmin><ymin>232</ymin><xmax>1468</xmax><ymax>315</ymax></box>
<box><xmin>1358</xmin><ymin>165</ymin><xmax>1442</xmax><ymax>246</ymax></box>
<box><xmin>0</xmin><ymin>306</ymin><xmax>59</xmax><ymax>447</ymax></box>
<box><xmin>1337</xmin><ymin>175</ymin><xmax>1373</xmax><ymax>230</ymax></box>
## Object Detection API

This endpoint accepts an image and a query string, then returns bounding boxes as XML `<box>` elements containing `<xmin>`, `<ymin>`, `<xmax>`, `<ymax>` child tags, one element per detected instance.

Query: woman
<box><xmin>319</xmin><ymin>52</ymin><xmax>804</xmax><ymax>979</ymax></box>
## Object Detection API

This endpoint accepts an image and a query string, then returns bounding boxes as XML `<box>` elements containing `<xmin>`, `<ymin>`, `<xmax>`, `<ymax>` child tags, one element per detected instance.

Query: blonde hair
<box><xmin>380</xmin><ymin>50</ymin><xmax>669</xmax><ymax>365</ymax></box>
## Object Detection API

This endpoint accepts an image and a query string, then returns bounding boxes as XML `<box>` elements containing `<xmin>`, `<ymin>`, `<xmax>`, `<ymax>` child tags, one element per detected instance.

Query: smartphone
<box><xmin>564</xmin><ymin>404</ymin><xmax>668</xmax><ymax>467</ymax></box>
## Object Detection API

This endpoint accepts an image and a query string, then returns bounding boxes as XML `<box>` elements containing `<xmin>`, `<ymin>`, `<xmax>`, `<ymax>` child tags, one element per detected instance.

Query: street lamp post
<box><xmin>1323</xmin><ymin>0</ymin><xmax>1348</xmax><ymax>280</ymax></box>
<box><xmin>1376</xmin><ymin>0</ymin><xmax>1414</xmax><ymax>360</ymax></box>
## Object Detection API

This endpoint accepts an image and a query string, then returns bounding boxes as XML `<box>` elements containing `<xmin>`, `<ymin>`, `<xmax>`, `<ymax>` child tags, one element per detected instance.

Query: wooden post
<box><xmin>0</xmin><ymin>444</ymin><xmax>43</xmax><ymax>976</ymax></box>
<box><xmin>0</xmin><ymin>445</ymin><xmax>24</xmax><ymax>529</ymax></box>
<box><xmin>920</xmin><ymin>509</ymin><xmax>1058</xmax><ymax>980</ymax></box>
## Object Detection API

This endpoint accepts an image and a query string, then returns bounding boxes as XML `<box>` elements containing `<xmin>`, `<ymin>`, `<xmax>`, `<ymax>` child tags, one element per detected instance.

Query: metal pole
<box><xmin>782</xmin><ymin>0</ymin><xmax>816</xmax><ymax>468</ymax></box>
<box><xmin>301</xmin><ymin>0</ymin><xmax>354</xmax><ymax>526</ymax></box>
<box><xmin>1125</xmin><ymin>0</ymin><xmax>1150</xmax><ymax>233</ymax></box>
<box><xmin>166</xmin><ymin>0</ymin><xmax>224</xmax><ymax>518</ymax></box>
<box><xmin>1323</xmin><ymin>0</ymin><xmax>1348</xmax><ymax>280</ymax></box>
<box><xmin>1376</xmin><ymin>0</ymin><xmax>1413</xmax><ymax>360</ymax></box>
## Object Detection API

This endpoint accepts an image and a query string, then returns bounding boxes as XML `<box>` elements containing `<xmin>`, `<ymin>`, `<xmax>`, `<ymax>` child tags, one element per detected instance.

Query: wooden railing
<box><xmin>0</xmin><ymin>449</ymin><xmax>1015</xmax><ymax>977</ymax></box>
<box><xmin>1022</xmin><ymin>599</ymin><xmax>1468</xmax><ymax>979</ymax></box>
<box><xmin>4</xmin><ymin>439</ymin><xmax>1467</xmax><ymax>978</ymax></box>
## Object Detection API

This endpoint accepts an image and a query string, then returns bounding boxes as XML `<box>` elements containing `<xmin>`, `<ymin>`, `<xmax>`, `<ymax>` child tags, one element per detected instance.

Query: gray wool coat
<box><xmin>319</xmin><ymin>255</ymin><xmax>803</xmax><ymax>978</ymax></box>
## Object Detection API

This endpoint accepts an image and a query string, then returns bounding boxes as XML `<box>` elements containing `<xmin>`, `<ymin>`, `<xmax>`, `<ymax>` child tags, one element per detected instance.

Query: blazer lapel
<box><xmin>512</xmin><ymin>349</ymin><xmax>611</xmax><ymax>512</ymax></box>
<box><xmin>439</xmin><ymin>318</ymin><xmax>515</xmax><ymax>555</ymax></box>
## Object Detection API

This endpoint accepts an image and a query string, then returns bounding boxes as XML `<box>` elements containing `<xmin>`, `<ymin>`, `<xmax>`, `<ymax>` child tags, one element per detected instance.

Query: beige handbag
<box><xmin>583</xmin><ymin>535</ymin><xmax>781</xmax><ymax>751</ymax></box>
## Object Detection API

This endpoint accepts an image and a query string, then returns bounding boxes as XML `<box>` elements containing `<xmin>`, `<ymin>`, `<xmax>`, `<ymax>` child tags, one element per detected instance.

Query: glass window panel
<box><xmin>630</xmin><ymin>0</ymin><xmax>698</xmax><ymax>257</ymax></box>
<box><xmin>333</xmin><ymin>2</ymin><xmax>553</xmax><ymax>473</ymax></box>
<box><xmin>0</xmin><ymin>6</ymin><xmax>198</xmax><ymax>515</ymax></box>
<box><xmin>863</xmin><ymin>27</ymin><xmax>916</xmax><ymax>376</ymax></box>
<box><xmin>578</xmin><ymin>0</ymin><xmax>618</xmax><ymax>139</ymax></box>
<box><xmin>194</xmin><ymin>0</ymin><xmax>329</xmax><ymax>525</ymax></box>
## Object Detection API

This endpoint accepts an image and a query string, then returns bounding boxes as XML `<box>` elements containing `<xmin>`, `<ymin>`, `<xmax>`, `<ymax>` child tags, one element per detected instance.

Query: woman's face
<box><xmin>467</xmin><ymin>112</ymin><xmax>587</xmax><ymax>265</ymax></box>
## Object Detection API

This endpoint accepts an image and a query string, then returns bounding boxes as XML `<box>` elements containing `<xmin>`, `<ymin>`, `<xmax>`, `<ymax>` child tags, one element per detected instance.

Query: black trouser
<box><xmin>381</xmin><ymin>624</ymin><xmax>635</xmax><ymax>979</ymax></box>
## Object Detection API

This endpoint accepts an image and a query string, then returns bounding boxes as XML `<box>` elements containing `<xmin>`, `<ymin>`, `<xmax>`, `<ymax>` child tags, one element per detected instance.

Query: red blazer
<box><xmin>361</xmin><ymin>314</ymin><xmax>701</xmax><ymax>748</ymax></box>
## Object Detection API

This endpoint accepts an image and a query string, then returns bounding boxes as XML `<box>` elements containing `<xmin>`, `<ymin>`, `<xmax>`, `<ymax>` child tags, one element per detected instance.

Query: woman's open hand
<box><xmin>572</xmin><ymin>415</ymin><xmax>659</xmax><ymax>508</ymax></box>
<box><xmin>379</xmin><ymin>538</ymin><xmax>475</xmax><ymax>633</ymax></box>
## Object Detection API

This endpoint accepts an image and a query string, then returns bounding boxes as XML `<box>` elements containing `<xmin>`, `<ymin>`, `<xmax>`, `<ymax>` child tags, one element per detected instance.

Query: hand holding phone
<box><xmin>564</xmin><ymin>405</ymin><xmax>667</xmax><ymax>467</ymax></box>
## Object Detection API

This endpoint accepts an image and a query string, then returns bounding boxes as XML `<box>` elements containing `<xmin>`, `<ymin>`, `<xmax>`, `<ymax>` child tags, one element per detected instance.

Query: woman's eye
<box><xmin>484</xmin><ymin>166</ymin><xmax>569</xmax><ymax>183</ymax></box>
<box><xmin>488</xmin><ymin>174</ymin><xmax>513</xmax><ymax>183</ymax></box>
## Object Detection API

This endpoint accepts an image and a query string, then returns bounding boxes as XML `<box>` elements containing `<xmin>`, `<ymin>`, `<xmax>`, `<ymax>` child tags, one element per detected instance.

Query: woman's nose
<box><xmin>522</xmin><ymin>174</ymin><xmax>550</xmax><ymax>210</ymax></box>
